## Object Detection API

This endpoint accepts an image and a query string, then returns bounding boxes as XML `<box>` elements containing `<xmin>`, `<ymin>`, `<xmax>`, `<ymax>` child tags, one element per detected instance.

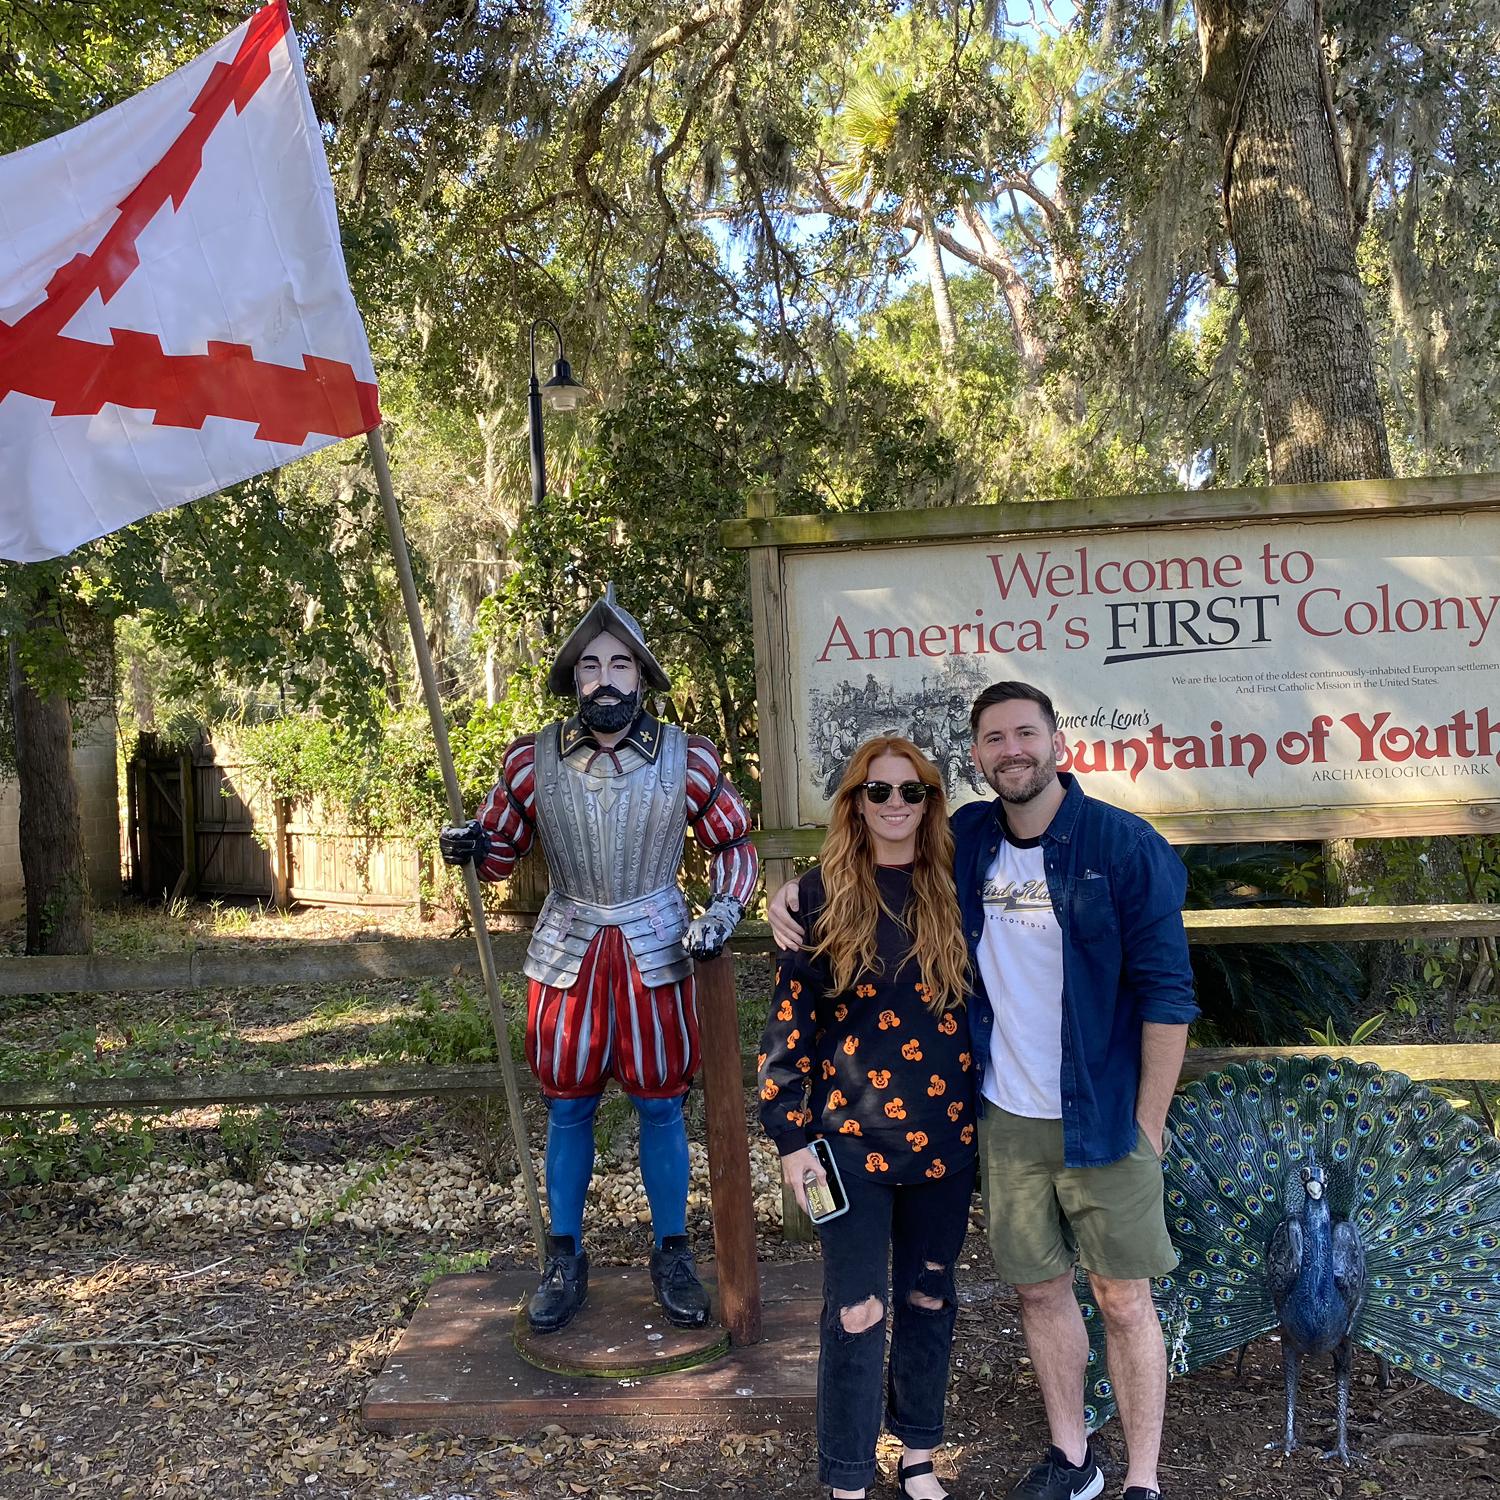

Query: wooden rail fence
<box><xmin>1</xmin><ymin>904</ymin><xmax>1498</xmax><ymax>1115</ymax></box>
<box><xmin>5</xmin><ymin>1044</ymin><xmax>1500</xmax><ymax>1117</ymax></box>
<box><xmin>3</xmin><ymin>905</ymin><xmax>1497</xmax><ymax>1000</ymax></box>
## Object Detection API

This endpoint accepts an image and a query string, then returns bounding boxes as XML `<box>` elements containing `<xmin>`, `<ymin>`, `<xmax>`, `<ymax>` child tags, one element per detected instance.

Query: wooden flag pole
<box><xmin>367</xmin><ymin>424</ymin><xmax>547</xmax><ymax>1272</ymax></box>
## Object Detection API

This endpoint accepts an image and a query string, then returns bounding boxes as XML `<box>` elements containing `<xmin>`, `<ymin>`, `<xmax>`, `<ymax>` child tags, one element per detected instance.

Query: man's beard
<box><xmin>984</xmin><ymin>753</ymin><xmax>1058</xmax><ymax>805</ymax></box>
<box><xmin>579</xmin><ymin>686</ymin><xmax>640</xmax><ymax>733</ymax></box>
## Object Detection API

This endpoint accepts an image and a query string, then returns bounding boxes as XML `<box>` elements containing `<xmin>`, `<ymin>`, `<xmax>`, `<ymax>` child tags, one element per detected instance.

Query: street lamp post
<box><xmin>527</xmin><ymin>318</ymin><xmax>588</xmax><ymax>509</ymax></box>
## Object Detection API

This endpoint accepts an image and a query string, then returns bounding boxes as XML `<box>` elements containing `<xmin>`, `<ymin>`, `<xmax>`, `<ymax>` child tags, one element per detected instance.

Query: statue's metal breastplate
<box><xmin>524</xmin><ymin>722</ymin><xmax>692</xmax><ymax>989</ymax></box>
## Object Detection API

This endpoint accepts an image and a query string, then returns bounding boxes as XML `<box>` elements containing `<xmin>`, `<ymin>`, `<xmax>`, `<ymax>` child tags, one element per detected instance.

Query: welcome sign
<box><xmin>780</xmin><ymin>506</ymin><xmax>1500</xmax><ymax>834</ymax></box>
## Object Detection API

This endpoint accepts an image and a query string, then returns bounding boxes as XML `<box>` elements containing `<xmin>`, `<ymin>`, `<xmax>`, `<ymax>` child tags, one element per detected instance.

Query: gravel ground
<box><xmin>3</xmin><ymin>1093</ymin><xmax>1498</xmax><ymax>1500</ymax></box>
<box><xmin>2</xmin><ymin>906</ymin><xmax>1496</xmax><ymax>1498</ymax></box>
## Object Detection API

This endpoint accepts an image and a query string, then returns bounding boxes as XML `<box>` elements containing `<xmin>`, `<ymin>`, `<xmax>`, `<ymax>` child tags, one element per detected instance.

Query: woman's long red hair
<box><xmin>810</xmin><ymin>735</ymin><xmax>969</xmax><ymax>1013</ymax></box>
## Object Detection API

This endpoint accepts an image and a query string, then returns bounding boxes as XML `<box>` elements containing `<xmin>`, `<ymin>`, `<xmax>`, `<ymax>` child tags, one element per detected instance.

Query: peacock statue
<box><xmin>1079</xmin><ymin>1055</ymin><xmax>1500</xmax><ymax>1462</ymax></box>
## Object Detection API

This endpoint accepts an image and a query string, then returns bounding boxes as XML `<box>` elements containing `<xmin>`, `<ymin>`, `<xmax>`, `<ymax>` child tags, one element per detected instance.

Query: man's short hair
<box><xmin>969</xmin><ymin>681</ymin><xmax>1059</xmax><ymax>736</ymax></box>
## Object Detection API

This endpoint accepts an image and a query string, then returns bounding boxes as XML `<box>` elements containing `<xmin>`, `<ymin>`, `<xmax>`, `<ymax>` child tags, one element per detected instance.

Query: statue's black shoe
<box><xmin>527</xmin><ymin>1234</ymin><xmax>589</xmax><ymax>1334</ymax></box>
<box><xmin>649</xmin><ymin>1235</ymin><xmax>711</xmax><ymax>1327</ymax></box>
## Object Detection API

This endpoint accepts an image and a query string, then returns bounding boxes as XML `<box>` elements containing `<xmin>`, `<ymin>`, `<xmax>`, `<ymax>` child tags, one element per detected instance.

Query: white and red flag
<box><xmin>0</xmin><ymin>1</ymin><xmax>380</xmax><ymax>562</ymax></box>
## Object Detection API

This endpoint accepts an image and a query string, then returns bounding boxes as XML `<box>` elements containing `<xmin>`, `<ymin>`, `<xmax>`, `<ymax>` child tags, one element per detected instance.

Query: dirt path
<box><xmin>3</xmin><ymin>1165</ymin><xmax>1496</xmax><ymax>1500</ymax></box>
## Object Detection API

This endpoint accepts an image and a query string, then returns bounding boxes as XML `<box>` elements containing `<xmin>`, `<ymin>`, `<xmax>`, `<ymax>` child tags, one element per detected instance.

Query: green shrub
<box><xmin>1181</xmin><ymin>843</ymin><xmax>1362</xmax><ymax>1045</ymax></box>
<box><xmin>1</xmin><ymin>1112</ymin><xmax>154</xmax><ymax>1188</ymax></box>
<box><xmin>218</xmin><ymin>1105</ymin><xmax>284</xmax><ymax>1184</ymax></box>
<box><xmin>367</xmin><ymin>980</ymin><xmax>524</xmax><ymax>1065</ymax></box>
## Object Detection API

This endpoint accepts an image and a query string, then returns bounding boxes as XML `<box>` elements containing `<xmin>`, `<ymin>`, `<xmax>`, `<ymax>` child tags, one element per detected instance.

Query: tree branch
<box><xmin>572</xmin><ymin>0</ymin><xmax>741</xmax><ymax>213</ymax></box>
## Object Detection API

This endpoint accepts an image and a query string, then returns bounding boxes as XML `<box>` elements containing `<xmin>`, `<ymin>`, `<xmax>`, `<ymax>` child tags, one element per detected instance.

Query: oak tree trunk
<box><xmin>8</xmin><ymin>600</ymin><xmax>92</xmax><ymax>955</ymax></box>
<box><xmin>1196</xmin><ymin>0</ymin><xmax>1391</xmax><ymax>486</ymax></box>
<box><xmin>1197</xmin><ymin>2</ymin><xmax>1416</xmax><ymax>1003</ymax></box>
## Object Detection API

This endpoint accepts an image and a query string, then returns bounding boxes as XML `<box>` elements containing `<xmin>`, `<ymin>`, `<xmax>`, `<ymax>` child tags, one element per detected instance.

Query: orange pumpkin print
<box><xmin>786</xmin><ymin>1028</ymin><xmax>800</xmax><ymax>1047</ymax></box>
<box><xmin>834</xmin><ymin>1003</ymin><xmax>849</xmax><ymax>1022</ymax></box>
<box><xmin>777</xmin><ymin>999</ymin><xmax>793</xmax><ymax>1022</ymax></box>
<box><xmin>821</xmin><ymin>1059</ymin><xmax>837</xmax><ymax>1080</ymax></box>
<box><xmin>901</xmin><ymin>1039</ymin><xmax>923</xmax><ymax>1061</ymax></box>
<box><xmin>960</xmin><ymin>1123</ymin><xmax>975</xmax><ymax>1145</ymax></box>
<box><xmin>937</xmin><ymin>1013</ymin><xmax>958</xmax><ymax>1035</ymax></box>
<box><xmin>865</xmin><ymin>1152</ymin><xmax>890</xmax><ymax>1174</ymax></box>
<box><xmin>789</xmin><ymin>979</ymin><xmax>803</xmax><ymax>999</ymax></box>
<box><xmin>958</xmin><ymin>1051</ymin><xmax>972</xmax><ymax>1071</ymax></box>
<box><xmin>925</xmin><ymin>1159</ymin><xmax>946</xmax><ymax>1179</ymax></box>
<box><xmin>827</xmin><ymin>1088</ymin><xmax>848</xmax><ymax>1110</ymax></box>
<box><xmin>868</xmin><ymin>1068</ymin><xmax>892</xmax><ymax>1089</ymax></box>
<box><xmin>905</xmin><ymin>1130</ymin><xmax>929</xmax><ymax>1151</ymax></box>
<box><xmin>878</xmin><ymin>1009</ymin><xmax>901</xmax><ymax>1030</ymax></box>
<box><xmin>842</xmin><ymin>1035</ymin><xmax>859</xmax><ymax>1055</ymax></box>
<box><xmin>927</xmin><ymin>1074</ymin><xmax>946</xmax><ymax>1097</ymax></box>
<box><xmin>785</xmin><ymin>1107</ymin><xmax>805</xmax><ymax>1126</ymax></box>
<box><xmin>756</xmin><ymin>1051</ymin><xmax>768</xmax><ymax>1070</ymax></box>
<box><xmin>883</xmin><ymin>1097</ymin><xmax>908</xmax><ymax>1120</ymax></box>
<box><xmin>759</xmin><ymin>1079</ymin><xmax>779</xmax><ymax>1101</ymax></box>
<box><xmin>915</xmin><ymin>981</ymin><xmax>933</xmax><ymax>1005</ymax></box>
<box><xmin>946</xmin><ymin>1100</ymin><xmax>964</xmax><ymax>1122</ymax></box>
<box><xmin>839</xmin><ymin>1119</ymin><xmax>863</xmax><ymax>1136</ymax></box>
<box><xmin>855</xmin><ymin>982</ymin><xmax>877</xmax><ymax>999</ymax></box>
<box><xmin>774</xmin><ymin>966</ymin><xmax>783</xmax><ymax>985</ymax></box>
<box><xmin>796</xmin><ymin>1056</ymin><xmax>812</xmax><ymax>1073</ymax></box>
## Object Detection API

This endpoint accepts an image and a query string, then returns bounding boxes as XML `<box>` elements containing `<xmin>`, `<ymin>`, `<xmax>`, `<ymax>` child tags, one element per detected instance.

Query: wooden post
<box><xmin>270</xmin><ymin>797</ymin><xmax>292</xmax><ymax>910</ymax></box>
<box><xmin>743</xmin><ymin>488</ymin><xmax>815</xmax><ymax>1243</ymax></box>
<box><xmin>125</xmin><ymin>756</ymin><xmax>141</xmax><ymax>896</ymax></box>
<box><xmin>695</xmin><ymin>949</ymin><xmax>762</xmax><ymax>1345</ymax></box>
<box><xmin>416</xmin><ymin>847</ymin><xmax>431</xmax><ymax>920</ymax></box>
<box><xmin>136</xmin><ymin>762</ymin><xmax>154</xmax><ymax>900</ymax></box>
<box><xmin>178</xmin><ymin>750</ymin><xmax>199</xmax><ymax>897</ymax></box>
<box><xmin>367</xmin><ymin>426</ymin><xmax>547</xmax><ymax>1272</ymax></box>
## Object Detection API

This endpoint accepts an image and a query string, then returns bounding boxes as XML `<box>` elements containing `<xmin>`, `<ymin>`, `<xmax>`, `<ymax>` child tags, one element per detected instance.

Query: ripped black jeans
<box><xmin>815</xmin><ymin>1161</ymin><xmax>977</xmax><ymax>1489</ymax></box>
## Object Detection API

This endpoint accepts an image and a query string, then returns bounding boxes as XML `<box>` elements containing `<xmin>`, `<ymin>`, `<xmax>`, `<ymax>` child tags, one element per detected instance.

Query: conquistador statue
<box><xmin>440</xmin><ymin>586</ymin><xmax>758</xmax><ymax>1333</ymax></box>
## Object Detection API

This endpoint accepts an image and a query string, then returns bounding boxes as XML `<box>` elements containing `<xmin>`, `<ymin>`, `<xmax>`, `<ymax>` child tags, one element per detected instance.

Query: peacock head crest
<box><xmin>1301</xmin><ymin>1160</ymin><xmax>1327</xmax><ymax>1201</ymax></box>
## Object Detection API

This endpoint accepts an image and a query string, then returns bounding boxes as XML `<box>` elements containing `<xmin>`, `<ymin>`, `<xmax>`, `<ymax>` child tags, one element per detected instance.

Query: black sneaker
<box><xmin>1122</xmin><ymin>1490</ymin><xmax>1162</xmax><ymax>1500</ymax></box>
<box><xmin>1004</xmin><ymin>1444</ymin><xmax>1104</xmax><ymax>1500</ymax></box>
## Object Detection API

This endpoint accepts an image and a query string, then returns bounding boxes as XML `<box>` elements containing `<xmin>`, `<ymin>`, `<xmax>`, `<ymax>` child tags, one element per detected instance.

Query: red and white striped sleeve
<box><xmin>473</xmin><ymin>735</ymin><xmax>538</xmax><ymax>882</ymax></box>
<box><xmin>685</xmin><ymin>735</ymin><xmax>759</xmax><ymax>907</ymax></box>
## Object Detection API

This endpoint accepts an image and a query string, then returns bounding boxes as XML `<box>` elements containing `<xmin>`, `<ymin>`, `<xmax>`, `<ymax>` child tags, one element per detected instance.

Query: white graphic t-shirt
<box><xmin>978</xmin><ymin>832</ymin><xmax>1065</xmax><ymax>1118</ymax></box>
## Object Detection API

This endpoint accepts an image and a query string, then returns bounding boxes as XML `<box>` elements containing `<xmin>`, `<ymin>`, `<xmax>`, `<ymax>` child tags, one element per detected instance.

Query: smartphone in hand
<box><xmin>804</xmin><ymin>1136</ymin><xmax>849</xmax><ymax>1223</ymax></box>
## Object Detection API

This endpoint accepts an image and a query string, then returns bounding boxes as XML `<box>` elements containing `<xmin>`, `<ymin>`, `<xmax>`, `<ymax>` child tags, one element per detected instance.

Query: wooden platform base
<box><xmin>364</xmin><ymin>1259</ymin><xmax>820</xmax><ymax>1436</ymax></box>
<box><xmin>513</xmin><ymin>1265</ymin><xmax>729</xmax><ymax>1378</ymax></box>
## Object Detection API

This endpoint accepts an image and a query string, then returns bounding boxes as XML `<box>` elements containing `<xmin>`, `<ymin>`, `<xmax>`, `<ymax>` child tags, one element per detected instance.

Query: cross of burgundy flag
<box><xmin>0</xmin><ymin>1</ymin><xmax>380</xmax><ymax>562</ymax></box>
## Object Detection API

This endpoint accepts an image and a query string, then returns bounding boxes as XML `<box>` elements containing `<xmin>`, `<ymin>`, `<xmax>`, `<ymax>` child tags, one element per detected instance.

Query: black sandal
<box><xmin>897</xmin><ymin>1457</ymin><xmax>947</xmax><ymax>1500</ymax></box>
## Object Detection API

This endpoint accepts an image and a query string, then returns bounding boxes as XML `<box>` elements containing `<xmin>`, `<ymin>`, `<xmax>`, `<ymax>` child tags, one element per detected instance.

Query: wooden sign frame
<box><xmin>723</xmin><ymin>472</ymin><xmax>1500</xmax><ymax>875</ymax></box>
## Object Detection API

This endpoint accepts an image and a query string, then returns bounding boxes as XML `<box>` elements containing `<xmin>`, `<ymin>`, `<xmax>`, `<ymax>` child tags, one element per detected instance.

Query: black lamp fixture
<box><xmin>528</xmin><ymin>317</ymin><xmax>590</xmax><ymax>508</ymax></box>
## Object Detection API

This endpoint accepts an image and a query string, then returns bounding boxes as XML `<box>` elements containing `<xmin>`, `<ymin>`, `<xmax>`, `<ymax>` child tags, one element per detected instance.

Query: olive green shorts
<box><xmin>978</xmin><ymin>1107</ymin><xmax>1177</xmax><ymax>1285</ymax></box>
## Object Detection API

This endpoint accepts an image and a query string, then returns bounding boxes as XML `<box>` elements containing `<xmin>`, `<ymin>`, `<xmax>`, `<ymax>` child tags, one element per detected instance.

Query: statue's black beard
<box><xmin>579</xmin><ymin>686</ymin><xmax>640</xmax><ymax>733</ymax></box>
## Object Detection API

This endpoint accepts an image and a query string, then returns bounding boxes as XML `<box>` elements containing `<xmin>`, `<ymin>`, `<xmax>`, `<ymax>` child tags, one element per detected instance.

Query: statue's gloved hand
<box><xmin>684</xmin><ymin>896</ymin><xmax>744</xmax><ymax>960</ymax></box>
<box><xmin>438</xmin><ymin>820</ymin><xmax>489</xmax><ymax>867</ymax></box>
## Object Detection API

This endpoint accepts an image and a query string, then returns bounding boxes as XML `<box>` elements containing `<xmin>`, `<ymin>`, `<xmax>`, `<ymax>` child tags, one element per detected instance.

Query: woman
<box><xmin>758</xmin><ymin>736</ymin><xmax>975</xmax><ymax>1500</ymax></box>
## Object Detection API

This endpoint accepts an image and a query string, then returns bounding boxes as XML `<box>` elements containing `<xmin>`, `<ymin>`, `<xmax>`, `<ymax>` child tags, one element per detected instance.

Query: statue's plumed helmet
<box><xmin>547</xmin><ymin>582</ymin><xmax>671</xmax><ymax>697</ymax></box>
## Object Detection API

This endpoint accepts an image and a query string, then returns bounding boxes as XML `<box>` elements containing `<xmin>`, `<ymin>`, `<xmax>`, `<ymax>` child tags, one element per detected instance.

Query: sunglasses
<box><xmin>859</xmin><ymin>780</ymin><xmax>933</xmax><ymax>805</ymax></box>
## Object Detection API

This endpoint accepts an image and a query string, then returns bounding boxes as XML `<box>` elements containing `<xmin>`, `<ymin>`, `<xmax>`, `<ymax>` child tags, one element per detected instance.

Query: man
<box><xmin>823</xmin><ymin>712</ymin><xmax>859</xmax><ymax>799</ymax></box>
<box><xmin>909</xmin><ymin>701</ymin><xmax>940</xmax><ymax>763</ymax></box>
<box><xmin>942</xmin><ymin>691</ymin><xmax>982</xmax><ymax>795</ymax></box>
<box><xmin>770</xmin><ymin>680</ymin><xmax>1196</xmax><ymax>1500</ymax></box>
<box><xmin>442</xmin><ymin>586</ymin><xmax>758</xmax><ymax>1334</ymax></box>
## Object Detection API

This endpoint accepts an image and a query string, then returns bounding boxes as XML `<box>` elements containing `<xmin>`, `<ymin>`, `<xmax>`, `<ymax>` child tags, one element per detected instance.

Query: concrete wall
<box><xmin>0</xmin><ymin>714</ymin><xmax>121</xmax><ymax>923</ymax></box>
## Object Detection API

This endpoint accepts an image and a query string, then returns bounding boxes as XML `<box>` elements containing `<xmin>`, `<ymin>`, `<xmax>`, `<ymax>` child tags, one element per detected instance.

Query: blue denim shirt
<box><xmin>953</xmin><ymin>773</ymin><xmax>1198</xmax><ymax>1168</ymax></box>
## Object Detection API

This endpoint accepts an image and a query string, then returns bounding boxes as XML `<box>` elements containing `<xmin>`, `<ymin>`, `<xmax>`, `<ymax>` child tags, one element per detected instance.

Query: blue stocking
<box><xmin>633</xmin><ymin>1093</ymin><xmax>690</xmax><ymax>1245</ymax></box>
<box><xmin>544</xmin><ymin>1094</ymin><xmax>600</xmax><ymax>1245</ymax></box>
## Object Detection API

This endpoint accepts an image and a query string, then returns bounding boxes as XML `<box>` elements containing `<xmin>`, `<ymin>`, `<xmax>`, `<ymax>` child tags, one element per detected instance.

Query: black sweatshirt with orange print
<box><xmin>756</xmin><ymin>864</ymin><xmax>978</xmax><ymax>1186</ymax></box>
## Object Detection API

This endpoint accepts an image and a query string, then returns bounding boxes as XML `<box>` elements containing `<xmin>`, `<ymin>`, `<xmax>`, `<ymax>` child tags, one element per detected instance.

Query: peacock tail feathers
<box><xmin>1081</xmin><ymin>1055</ymin><xmax>1500</xmax><ymax>1430</ymax></box>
